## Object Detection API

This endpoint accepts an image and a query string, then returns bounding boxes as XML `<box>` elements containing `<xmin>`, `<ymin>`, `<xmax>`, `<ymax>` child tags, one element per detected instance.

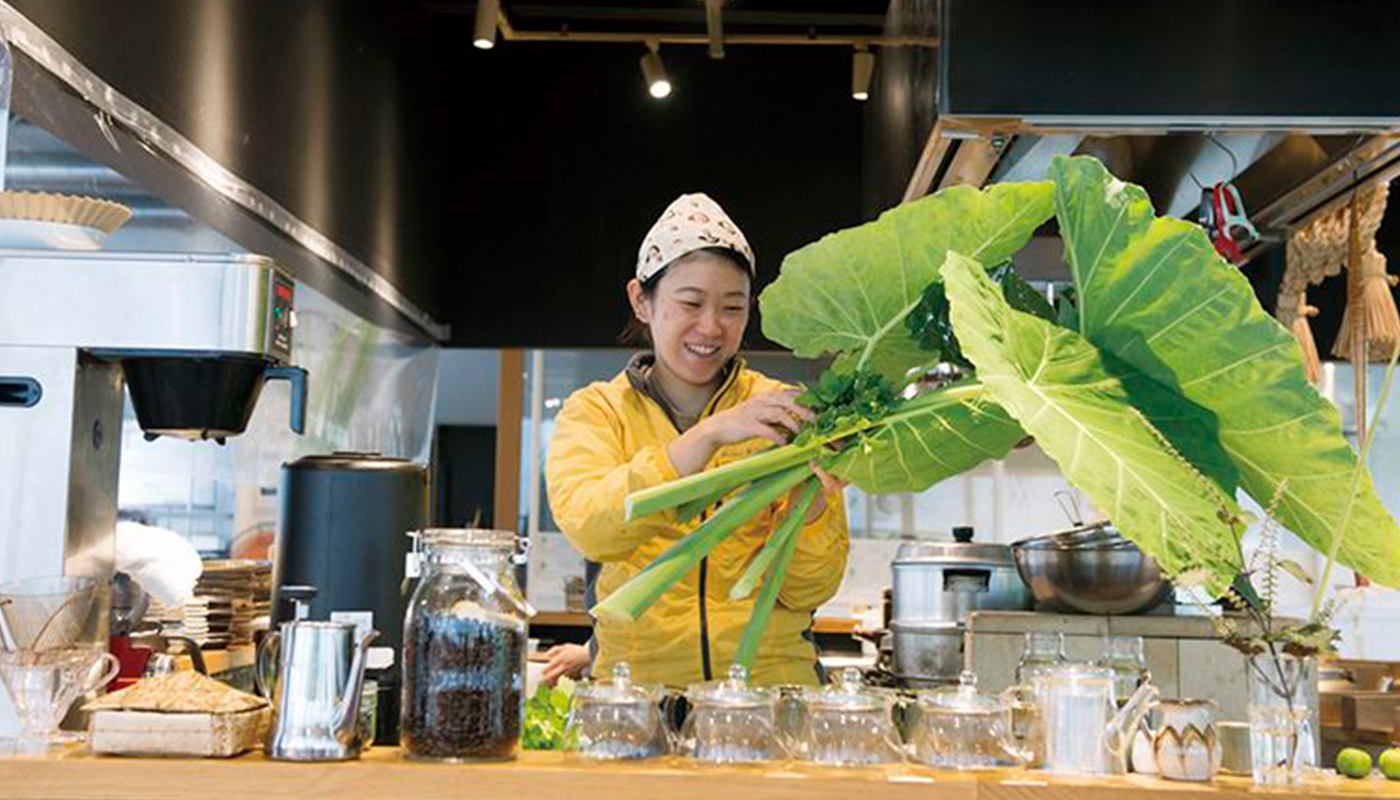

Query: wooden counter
<box><xmin>3</xmin><ymin>748</ymin><xmax>1400</xmax><ymax>800</ymax></box>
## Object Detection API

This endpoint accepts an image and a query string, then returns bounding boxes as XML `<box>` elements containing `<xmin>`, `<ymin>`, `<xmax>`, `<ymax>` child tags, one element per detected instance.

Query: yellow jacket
<box><xmin>544</xmin><ymin>360</ymin><xmax>849</xmax><ymax>688</ymax></box>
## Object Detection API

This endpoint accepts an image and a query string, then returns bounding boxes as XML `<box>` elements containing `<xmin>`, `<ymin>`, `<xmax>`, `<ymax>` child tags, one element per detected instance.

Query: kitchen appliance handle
<box><xmin>265</xmin><ymin>366</ymin><xmax>307</xmax><ymax>435</ymax></box>
<box><xmin>0</xmin><ymin>376</ymin><xmax>41</xmax><ymax>407</ymax></box>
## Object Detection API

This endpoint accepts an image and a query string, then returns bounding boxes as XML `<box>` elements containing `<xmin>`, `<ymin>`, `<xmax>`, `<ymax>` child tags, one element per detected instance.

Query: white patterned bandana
<box><xmin>636</xmin><ymin>192</ymin><xmax>755</xmax><ymax>282</ymax></box>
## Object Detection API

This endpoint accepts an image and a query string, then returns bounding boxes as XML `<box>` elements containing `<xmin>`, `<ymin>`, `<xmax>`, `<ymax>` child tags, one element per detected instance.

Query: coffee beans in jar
<box><xmin>402</xmin><ymin>599</ymin><xmax>526</xmax><ymax>760</ymax></box>
<box><xmin>400</xmin><ymin>529</ymin><xmax>529</xmax><ymax>761</ymax></box>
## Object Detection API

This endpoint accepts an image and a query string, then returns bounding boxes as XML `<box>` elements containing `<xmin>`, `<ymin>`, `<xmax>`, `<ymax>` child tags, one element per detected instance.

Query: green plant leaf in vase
<box><xmin>942</xmin><ymin>251</ymin><xmax>1245</xmax><ymax>590</ymax></box>
<box><xmin>1052</xmin><ymin>155</ymin><xmax>1400</xmax><ymax>588</ymax></box>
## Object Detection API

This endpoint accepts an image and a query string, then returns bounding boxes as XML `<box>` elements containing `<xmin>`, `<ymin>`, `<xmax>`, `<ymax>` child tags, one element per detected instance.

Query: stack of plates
<box><xmin>181</xmin><ymin>561</ymin><xmax>272</xmax><ymax>648</ymax></box>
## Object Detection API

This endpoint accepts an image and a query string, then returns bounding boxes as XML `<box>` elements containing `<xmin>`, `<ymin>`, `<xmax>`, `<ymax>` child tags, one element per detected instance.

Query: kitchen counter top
<box><xmin>3</xmin><ymin>748</ymin><xmax>1400</xmax><ymax>800</ymax></box>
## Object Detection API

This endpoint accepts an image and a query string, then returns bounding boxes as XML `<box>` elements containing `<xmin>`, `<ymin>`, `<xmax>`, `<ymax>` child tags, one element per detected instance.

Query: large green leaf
<box><xmin>761</xmin><ymin>182</ymin><xmax>1055</xmax><ymax>386</ymax></box>
<box><xmin>942</xmin><ymin>252</ymin><xmax>1244</xmax><ymax>586</ymax></box>
<box><xmin>824</xmin><ymin>382</ymin><xmax>1026</xmax><ymax>494</ymax></box>
<box><xmin>1053</xmin><ymin>155</ymin><xmax>1400</xmax><ymax>588</ymax></box>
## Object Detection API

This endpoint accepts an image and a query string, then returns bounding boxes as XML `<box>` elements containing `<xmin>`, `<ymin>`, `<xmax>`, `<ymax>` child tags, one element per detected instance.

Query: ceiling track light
<box><xmin>640</xmin><ymin>43</ymin><xmax>672</xmax><ymax>99</ymax></box>
<box><xmin>474</xmin><ymin>0</ymin><xmax>500</xmax><ymax>50</ymax></box>
<box><xmin>851</xmin><ymin>45</ymin><xmax>874</xmax><ymax>101</ymax></box>
<box><xmin>704</xmin><ymin>0</ymin><xmax>724</xmax><ymax>60</ymax></box>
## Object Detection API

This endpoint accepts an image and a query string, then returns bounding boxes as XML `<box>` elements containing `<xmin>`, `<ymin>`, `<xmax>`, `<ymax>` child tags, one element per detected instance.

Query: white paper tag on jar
<box><xmin>405</xmin><ymin>552</ymin><xmax>422</xmax><ymax>579</ymax></box>
<box><xmin>331</xmin><ymin>610</ymin><xmax>375</xmax><ymax>637</ymax></box>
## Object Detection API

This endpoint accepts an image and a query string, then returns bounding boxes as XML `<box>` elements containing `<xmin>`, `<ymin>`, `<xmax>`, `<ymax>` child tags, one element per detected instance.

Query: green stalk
<box><xmin>625</xmin><ymin>381</ymin><xmax>991</xmax><ymax>522</ymax></box>
<box><xmin>733</xmin><ymin>511</ymin><xmax>803</xmax><ymax>671</ymax></box>
<box><xmin>626</xmin><ymin>442</ymin><xmax>821</xmax><ymax>521</ymax></box>
<box><xmin>729</xmin><ymin>479</ymin><xmax>819</xmax><ymax>601</ymax></box>
<box><xmin>593</xmin><ymin>463</ymin><xmax>812</xmax><ymax>624</ymax></box>
<box><xmin>675</xmin><ymin>484</ymin><xmax>735</xmax><ymax>524</ymax></box>
<box><xmin>1311</xmin><ymin>344</ymin><xmax>1400</xmax><ymax>618</ymax></box>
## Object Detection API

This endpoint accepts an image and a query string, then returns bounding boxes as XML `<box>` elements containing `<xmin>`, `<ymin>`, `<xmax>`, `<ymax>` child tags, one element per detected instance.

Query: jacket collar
<box><xmin>626</xmin><ymin>352</ymin><xmax>742</xmax><ymax>432</ymax></box>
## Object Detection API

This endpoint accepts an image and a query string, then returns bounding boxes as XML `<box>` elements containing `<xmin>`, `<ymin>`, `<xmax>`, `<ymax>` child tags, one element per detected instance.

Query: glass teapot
<box><xmin>680</xmin><ymin>665</ymin><xmax>786</xmax><ymax>764</ymax></box>
<box><xmin>793</xmin><ymin>668</ymin><xmax>904</xmax><ymax>766</ymax></box>
<box><xmin>563</xmin><ymin>662</ymin><xmax>670</xmax><ymax>760</ymax></box>
<box><xmin>1032</xmin><ymin>663</ymin><xmax>1158</xmax><ymax>775</ymax></box>
<box><xmin>909</xmin><ymin>671</ymin><xmax>1027</xmax><ymax>770</ymax></box>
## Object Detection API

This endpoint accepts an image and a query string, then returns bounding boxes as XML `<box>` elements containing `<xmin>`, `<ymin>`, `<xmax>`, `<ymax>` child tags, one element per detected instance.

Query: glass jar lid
<box><xmin>573</xmin><ymin>662</ymin><xmax>659</xmax><ymax>706</ymax></box>
<box><xmin>918</xmin><ymin>671</ymin><xmax>1009</xmax><ymax>714</ymax></box>
<box><xmin>687</xmin><ymin>664</ymin><xmax>772</xmax><ymax>709</ymax></box>
<box><xmin>412</xmin><ymin>528</ymin><xmax>517</xmax><ymax>548</ymax></box>
<box><xmin>1037</xmin><ymin>662</ymin><xmax>1113</xmax><ymax>680</ymax></box>
<box><xmin>803</xmin><ymin>668</ymin><xmax>885</xmax><ymax>712</ymax></box>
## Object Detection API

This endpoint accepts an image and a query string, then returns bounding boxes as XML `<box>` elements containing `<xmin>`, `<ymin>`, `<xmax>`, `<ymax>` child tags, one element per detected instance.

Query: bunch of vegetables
<box><xmin>594</xmin><ymin>156</ymin><xmax>1400</xmax><ymax>669</ymax></box>
<box><xmin>522</xmin><ymin>677</ymin><xmax>574</xmax><ymax>751</ymax></box>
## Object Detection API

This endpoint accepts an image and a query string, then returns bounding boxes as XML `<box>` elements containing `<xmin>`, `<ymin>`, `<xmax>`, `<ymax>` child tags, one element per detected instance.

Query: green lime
<box><xmin>1379</xmin><ymin>748</ymin><xmax>1400</xmax><ymax>780</ymax></box>
<box><xmin>1337</xmin><ymin>747</ymin><xmax>1373</xmax><ymax>779</ymax></box>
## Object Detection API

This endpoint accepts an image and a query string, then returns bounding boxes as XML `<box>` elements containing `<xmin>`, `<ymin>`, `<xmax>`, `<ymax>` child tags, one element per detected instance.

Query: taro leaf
<box><xmin>989</xmin><ymin>263</ymin><xmax>1055</xmax><ymax>321</ymax></box>
<box><xmin>1052</xmin><ymin>155</ymin><xmax>1400</xmax><ymax>588</ymax></box>
<box><xmin>942</xmin><ymin>252</ymin><xmax>1244</xmax><ymax>588</ymax></box>
<box><xmin>1054</xmin><ymin>285</ymin><xmax>1080</xmax><ymax>331</ymax></box>
<box><xmin>822</xmin><ymin>380</ymin><xmax>1026</xmax><ymax>494</ymax></box>
<box><xmin>761</xmin><ymin>182</ymin><xmax>1054</xmax><ymax>387</ymax></box>
<box><xmin>905</xmin><ymin>262</ymin><xmax>1056</xmax><ymax>369</ymax></box>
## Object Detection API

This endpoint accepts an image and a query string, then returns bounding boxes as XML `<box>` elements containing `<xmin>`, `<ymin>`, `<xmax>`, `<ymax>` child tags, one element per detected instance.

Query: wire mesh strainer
<box><xmin>0</xmin><ymin>576</ymin><xmax>98</xmax><ymax>651</ymax></box>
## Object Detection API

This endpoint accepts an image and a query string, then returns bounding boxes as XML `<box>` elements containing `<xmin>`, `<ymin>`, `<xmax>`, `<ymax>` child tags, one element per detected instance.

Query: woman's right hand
<box><xmin>701</xmin><ymin>390</ymin><xmax>814</xmax><ymax>447</ymax></box>
<box><xmin>667</xmin><ymin>390</ymin><xmax>814</xmax><ymax>477</ymax></box>
<box><xmin>541</xmin><ymin>643</ymin><xmax>591</xmax><ymax>686</ymax></box>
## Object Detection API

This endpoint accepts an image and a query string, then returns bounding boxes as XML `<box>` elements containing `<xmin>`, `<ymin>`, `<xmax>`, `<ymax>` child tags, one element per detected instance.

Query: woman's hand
<box><xmin>541</xmin><ymin>643</ymin><xmax>591</xmax><ymax>686</ymax></box>
<box><xmin>666</xmin><ymin>390</ymin><xmax>814</xmax><ymax>477</ymax></box>
<box><xmin>799</xmin><ymin>462</ymin><xmax>849</xmax><ymax>524</ymax></box>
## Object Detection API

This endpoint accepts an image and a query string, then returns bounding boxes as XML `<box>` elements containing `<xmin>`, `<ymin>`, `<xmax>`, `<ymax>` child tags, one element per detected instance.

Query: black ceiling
<box><xmin>414</xmin><ymin>1</ymin><xmax>889</xmax><ymax>347</ymax></box>
<box><xmin>428</xmin><ymin>2</ymin><xmax>890</xmax><ymax>36</ymax></box>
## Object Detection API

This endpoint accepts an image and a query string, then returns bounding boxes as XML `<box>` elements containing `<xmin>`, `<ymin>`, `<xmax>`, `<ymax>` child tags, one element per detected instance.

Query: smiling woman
<box><xmin>542</xmin><ymin>193</ymin><xmax>850</xmax><ymax>687</ymax></box>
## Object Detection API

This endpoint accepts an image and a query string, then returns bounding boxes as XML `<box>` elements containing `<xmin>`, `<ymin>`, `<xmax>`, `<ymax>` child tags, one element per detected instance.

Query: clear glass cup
<box><xmin>358</xmin><ymin>679</ymin><xmax>378</xmax><ymax>751</ymax></box>
<box><xmin>1246</xmin><ymin>653</ymin><xmax>1315</xmax><ymax>787</ymax></box>
<box><xmin>0</xmin><ymin>646</ymin><xmax>119</xmax><ymax>747</ymax></box>
<box><xmin>1101</xmin><ymin>635</ymin><xmax>1149</xmax><ymax>704</ymax></box>
<box><xmin>401</xmin><ymin>529</ymin><xmax>529</xmax><ymax>762</ymax></box>
<box><xmin>1017</xmin><ymin>632</ymin><xmax>1066</xmax><ymax>685</ymax></box>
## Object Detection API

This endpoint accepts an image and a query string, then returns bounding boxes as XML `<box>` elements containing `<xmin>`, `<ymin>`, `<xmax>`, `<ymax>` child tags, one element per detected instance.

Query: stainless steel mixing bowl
<box><xmin>1011</xmin><ymin>525</ymin><xmax>1173</xmax><ymax>615</ymax></box>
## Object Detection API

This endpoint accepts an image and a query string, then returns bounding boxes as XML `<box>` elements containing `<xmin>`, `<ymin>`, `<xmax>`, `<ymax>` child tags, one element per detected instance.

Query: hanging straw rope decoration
<box><xmin>1332</xmin><ymin>182</ymin><xmax>1398</xmax><ymax>361</ymax></box>
<box><xmin>1277</xmin><ymin>288</ymin><xmax>1322</xmax><ymax>384</ymax></box>
<box><xmin>1280</xmin><ymin>203</ymin><xmax>1350</xmax><ymax>384</ymax></box>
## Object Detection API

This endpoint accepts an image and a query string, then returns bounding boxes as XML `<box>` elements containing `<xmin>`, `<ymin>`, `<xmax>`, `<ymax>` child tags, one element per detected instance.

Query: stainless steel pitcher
<box><xmin>256</xmin><ymin>587</ymin><xmax>378</xmax><ymax>761</ymax></box>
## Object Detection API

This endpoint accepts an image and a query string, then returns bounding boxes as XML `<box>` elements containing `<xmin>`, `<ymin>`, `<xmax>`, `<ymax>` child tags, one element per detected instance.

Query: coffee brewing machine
<box><xmin>0</xmin><ymin>249</ymin><xmax>308</xmax><ymax>736</ymax></box>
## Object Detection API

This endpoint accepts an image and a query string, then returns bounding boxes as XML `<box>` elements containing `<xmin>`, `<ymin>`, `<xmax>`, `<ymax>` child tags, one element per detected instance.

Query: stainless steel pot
<box><xmin>889</xmin><ymin>621</ymin><xmax>964</xmax><ymax>687</ymax></box>
<box><xmin>890</xmin><ymin>527</ymin><xmax>1031</xmax><ymax>685</ymax></box>
<box><xmin>1011</xmin><ymin>524</ymin><xmax>1173</xmax><ymax>615</ymax></box>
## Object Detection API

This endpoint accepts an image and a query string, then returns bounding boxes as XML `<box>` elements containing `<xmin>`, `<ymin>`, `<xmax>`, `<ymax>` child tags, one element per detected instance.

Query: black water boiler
<box><xmin>275</xmin><ymin>452</ymin><xmax>428</xmax><ymax>742</ymax></box>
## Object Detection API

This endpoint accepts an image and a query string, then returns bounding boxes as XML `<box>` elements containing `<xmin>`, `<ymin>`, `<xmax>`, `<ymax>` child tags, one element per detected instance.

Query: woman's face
<box><xmin>628</xmin><ymin>252</ymin><xmax>751</xmax><ymax>388</ymax></box>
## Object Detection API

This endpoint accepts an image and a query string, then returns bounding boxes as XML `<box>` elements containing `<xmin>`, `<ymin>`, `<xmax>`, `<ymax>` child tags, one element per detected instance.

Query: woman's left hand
<box><xmin>798</xmin><ymin>462</ymin><xmax>848</xmax><ymax>524</ymax></box>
